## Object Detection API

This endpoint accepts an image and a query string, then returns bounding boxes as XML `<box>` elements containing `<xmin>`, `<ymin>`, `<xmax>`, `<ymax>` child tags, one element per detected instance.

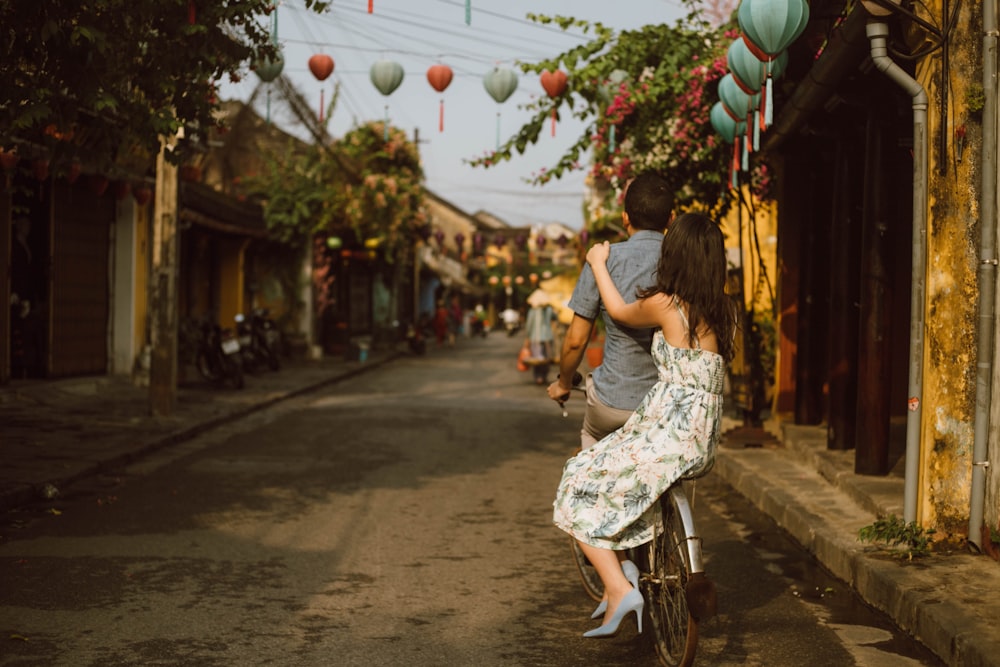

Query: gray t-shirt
<box><xmin>567</xmin><ymin>229</ymin><xmax>662</xmax><ymax>410</ymax></box>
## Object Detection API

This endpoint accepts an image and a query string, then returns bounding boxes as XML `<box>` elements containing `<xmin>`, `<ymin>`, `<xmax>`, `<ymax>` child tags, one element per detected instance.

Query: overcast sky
<box><xmin>220</xmin><ymin>0</ymin><xmax>687</xmax><ymax>230</ymax></box>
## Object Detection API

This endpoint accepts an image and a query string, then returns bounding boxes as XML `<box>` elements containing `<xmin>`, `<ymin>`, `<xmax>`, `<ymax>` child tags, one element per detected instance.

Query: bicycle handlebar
<box><xmin>556</xmin><ymin>372</ymin><xmax>584</xmax><ymax>417</ymax></box>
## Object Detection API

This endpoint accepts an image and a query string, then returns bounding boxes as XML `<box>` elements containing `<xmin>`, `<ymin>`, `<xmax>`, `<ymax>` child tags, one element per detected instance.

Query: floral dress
<box><xmin>552</xmin><ymin>325</ymin><xmax>726</xmax><ymax>550</ymax></box>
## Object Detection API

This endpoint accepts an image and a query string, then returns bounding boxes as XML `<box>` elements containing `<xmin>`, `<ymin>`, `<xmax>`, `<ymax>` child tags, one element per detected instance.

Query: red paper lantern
<box><xmin>427</xmin><ymin>64</ymin><xmax>453</xmax><ymax>92</ymax></box>
<box><xmin>426</xmin><ymin>64</ymin><xmax>454</xmax><ymax>132</ymax></box>
<box><xmin>540</xmin><ymin>69</ymin><xmax>568</xmax><ymax>98</ymax></box>
<box><xmin>309</xmin><ymin>54</ymin><xmax>335</xmax><ymax>81</ymax></box>
<box><xmin>0</xmin><ymin>148</ymin><xmax>19</xmax><ymax>171</ymax></box>
<box><xmin>541</xmin><ymin>70</ymin><xmax>568</xmax><ymax>136</ymax></box>
<box><xmin>133</xmin><ymin>185</ymin><xmax>153</xmax><ymax>206</ymax></box>
<box><xmin>309</xmin><ymin>54</ymin><xmax>335</xmax><ymax>122</ymax></box>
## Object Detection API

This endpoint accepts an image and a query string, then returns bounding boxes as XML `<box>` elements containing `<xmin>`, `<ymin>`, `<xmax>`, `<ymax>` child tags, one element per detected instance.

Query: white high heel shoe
<box><xmin>583</xmin><ymin>588</ymin><xmax>644</xmax><ymax>638</ymax></box>
<box><xmin>590</xmin><ymin>559</ymin><xmax>639</xmax><ymax>619</ymax></box>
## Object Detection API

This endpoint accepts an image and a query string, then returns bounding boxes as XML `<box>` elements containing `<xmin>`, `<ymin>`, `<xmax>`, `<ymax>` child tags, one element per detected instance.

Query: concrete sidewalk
<box><xmin>0</xmin><ymin>349</ymin><xmax>401</xmax><ymax>514</ymax></box>
<box><xmin>2</xmin><ymin>349</ymin><xmax>999</xmax><ymax>666</ymax></box>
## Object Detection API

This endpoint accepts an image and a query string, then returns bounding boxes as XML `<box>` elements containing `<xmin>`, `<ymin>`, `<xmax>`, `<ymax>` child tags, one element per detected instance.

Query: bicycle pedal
<box><xmin>685</xmin><ymin>572</ymin><xmax>718</xmax><ymax>621</ymax></box>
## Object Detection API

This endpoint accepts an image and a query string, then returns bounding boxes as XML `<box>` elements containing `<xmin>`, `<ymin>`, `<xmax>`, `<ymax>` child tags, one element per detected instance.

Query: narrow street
<box><xmin>1</xmin><ymin>334</ymin><xmax>942</xmax><ymax>666</ymax></box>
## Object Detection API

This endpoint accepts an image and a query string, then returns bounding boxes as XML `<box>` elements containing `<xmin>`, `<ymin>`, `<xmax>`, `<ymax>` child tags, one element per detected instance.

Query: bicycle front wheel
<box><xmin>643</xmin><ymin>493</ymin><xmax>698</xmax><ymax>667</ymax></box>
<box><xmin>570</xmin><ymin>538</ymin><xmax>604</xmax><ymax>602</ymax></box>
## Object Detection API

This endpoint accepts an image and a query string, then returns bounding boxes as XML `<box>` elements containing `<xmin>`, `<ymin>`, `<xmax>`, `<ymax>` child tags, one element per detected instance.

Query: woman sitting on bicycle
<box><xmin>552</xmin><ymin>212</ymin><xmax>737</xmax><ymax>638</ymax></box>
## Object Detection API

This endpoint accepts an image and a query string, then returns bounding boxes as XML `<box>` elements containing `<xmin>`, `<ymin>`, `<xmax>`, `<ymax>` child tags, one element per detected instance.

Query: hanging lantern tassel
<box><xmin>765</xmin><ymin>75</ymin><xmax>774</xmax><ymax>128</ymax></box>
<box><xmin>384</xmin><ymin>105</ymin><xmax>390</xmax><ymax>142</ymax></box>
<box><xmin>745</xmin><ymin>115</ymin><xmax>753</xmax><ymax>156</ymax></box>
<box><xmin>465</xmin><ymin>0</ymin><xmax>471</xmax><ymax>24</ymax></box>
<box><xmin>551</xmin><ymin>108</ymin><xmax>557</xmax><ymax>137</ymax></box>
<box><xmin>439</xmin><ymin>98</ymin><xmax>445</xmax><ymax>132</ymax></box>
<box><xmin>609</xmin><ymin>125</ymin><xmax>616</xmax><ymax>154</ymax></box>
<box><xmin>319</xmin><ymin>88</ymin><xmax>325</xmax><ymax>123</ymax></box>
<box><xmin>495</xmin><ymin>111</ymin><xmax>501</xmax><ymax>151</ymax></box>
<box><xmin>742</xmin><ymin>133</ymin><xmax>749</xmax><ymax>171</ymax></box>
<box><xmin>266</xmin><ymin>88</ymin><xmax>272</xmax><ymax>125</ymax></box>
<box><xmin>753</xmin><ymin>111</ymin><xmax>761</xmax><ymax>151</ymax></box>
<box><xmin>188</xmin><ymin>0</ymin><xmax>196</xmax><ymax>24</ymax></box>
<box><xmin>368</xmin><ymin>0</ymin><xmax>373</xmax><ymax>13</ymax></box>
<box><xmin>731</xmin><ymin>141</ymin><xmax>739</xmax><ymax>189</ymax></box>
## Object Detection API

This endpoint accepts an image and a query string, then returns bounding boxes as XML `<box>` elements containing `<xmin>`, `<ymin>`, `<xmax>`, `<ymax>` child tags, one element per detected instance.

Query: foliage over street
<box><xmin>469</xmin><ymin>5</ymin><xmax>738</xmax><ymax>229</ymax></box>
<box><xmin>248</xmin><ymin>122</ymin><xmax>426</xmax><ymax>263</ymax></box>
<box><xmin>0</xmin><ymin>0</ymin><xmax>328</xmax><ymax>174</ymax></box>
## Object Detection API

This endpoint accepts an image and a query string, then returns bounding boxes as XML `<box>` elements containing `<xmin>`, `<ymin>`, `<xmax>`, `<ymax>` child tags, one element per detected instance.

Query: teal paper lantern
<box><xmin>727</xmin><ymin>39</ymin><xmax>789</xmax><ymax>128</ymax></box>
<box><xmin>255</xmin><ymin>51</ymin><xmax>284</xmax><ymax>83</ymax></box>
<box><xmin>719</xmin><ymin>74</ymin><xmax>763</xmax><ymax>153</ymax></box>
<box><xmin>719</xmin><ymin>74</ymin><xmax>759</xmax><ymax>122</ymax></box>
<box><xmin>713</xmin><ymin>103</ymin><xmax>749</xmax><ymax>187</ymax></box>
<box><xmin>598</xmin><ymin>68</ymin><xmax>630</xmax><ymax>103</ymax></box>
<box><xmin>737</xmin><ymin>0</ymin><xmax>809</xmax><ymax>61</ymax></box>
<box><xmin>371</xmin><ymin>60</ymin><xmax>404</xmax><ymax>140</ymax></box>
<box><xmin>728</xmin><ymin>40</ymin><xmax>766</xmax><ymax>94</ymax></box>
<box><xmin>484</xmin><ymin>67</ymin><xmax>518</xmax><ymax>103</ymax></box>
<box><xmin>484</xmin><ymin>67</ymin><xmax>518</xmax><ymax>149</ymax></box>
<box><xmin>711</xmin><ymin>102</ymin><xmax>739</xmax><ymax>143</ymax></box>
<box><xmin>370</xmin><ymin>60</ymin><xmax>404</xmax><ymax>96</ymax></box>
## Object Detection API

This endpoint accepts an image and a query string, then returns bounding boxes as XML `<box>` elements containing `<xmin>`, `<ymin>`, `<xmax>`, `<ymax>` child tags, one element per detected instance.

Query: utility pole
<box><xmin>149</xmin><ymin>135</ymin><xmax>180</xmax><ymax>416</ymax></box>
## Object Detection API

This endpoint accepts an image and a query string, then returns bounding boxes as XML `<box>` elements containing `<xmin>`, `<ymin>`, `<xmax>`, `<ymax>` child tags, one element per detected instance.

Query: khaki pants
<box><xmin>580</xmin><ymin>373</ymin><xmax>635</xmax><ymax>450</ymax></box>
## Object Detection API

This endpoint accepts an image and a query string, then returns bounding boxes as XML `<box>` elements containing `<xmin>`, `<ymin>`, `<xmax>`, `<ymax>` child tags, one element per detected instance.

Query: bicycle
<box><xmin>557</xmin><ymin>377</ymin><xmax>717</xmax><ymax>667</ymax></box>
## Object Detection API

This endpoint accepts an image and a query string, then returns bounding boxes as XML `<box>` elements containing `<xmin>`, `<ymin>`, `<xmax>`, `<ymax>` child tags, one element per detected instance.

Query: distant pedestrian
<box><xmin>523</xmin><ymin>289</ymin><xmax>556</xmax><ymax>385</ymax></box>
<box><xmin>447</xmin><ymin>294</ymin><xmax>463</xmax><ymax>345</ymax></box>
<box><xmin>433</xmin><ymin>300</ymin><xmax>449</xmax><ymax>345</ymax></box>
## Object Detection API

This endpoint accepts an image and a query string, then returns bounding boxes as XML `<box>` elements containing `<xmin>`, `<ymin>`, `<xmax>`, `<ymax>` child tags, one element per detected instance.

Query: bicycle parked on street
<box><xmin>557</xmin><ymin>378</ymin><xmax>716</xmax><ymax>667</ymax></box>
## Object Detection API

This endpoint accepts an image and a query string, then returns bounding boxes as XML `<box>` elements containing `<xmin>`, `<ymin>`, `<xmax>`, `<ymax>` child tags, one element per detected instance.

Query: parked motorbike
<box><xmin>235</xmin><ymin>308</ymin><xmax>281</xmax><ymax>373</ymax></box>
<box><xmin>398</xmin><ymin>317</ymin><xmax>428</xmax><ymax>355</ymax></box>
<box><xmin>195</xmin><ymin>319</ymin><xmax>244</xmax><ymax>389</ymax></box>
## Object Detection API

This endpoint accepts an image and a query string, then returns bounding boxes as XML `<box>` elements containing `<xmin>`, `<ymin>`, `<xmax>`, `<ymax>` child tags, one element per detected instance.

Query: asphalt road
<box><xmin>0</xmin><ymin>334</ymin><xmax>942</xmax><ymax>666</ymax></box>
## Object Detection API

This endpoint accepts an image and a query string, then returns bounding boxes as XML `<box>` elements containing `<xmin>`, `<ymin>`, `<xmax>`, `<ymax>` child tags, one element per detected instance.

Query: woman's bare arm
<box><xmin>585</xmin><ymin>241</ymin><xmax>665</xmax><ymax>329</ymax></box>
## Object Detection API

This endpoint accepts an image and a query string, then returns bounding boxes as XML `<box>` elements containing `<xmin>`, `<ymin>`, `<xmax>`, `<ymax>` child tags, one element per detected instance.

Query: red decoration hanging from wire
<box><xmin>309</xmin><ymin>54</ymin><xmax>335</xmax><ymax>122</ymax></box>
<box><xmin>540</xmin><ymin>70</ymin><xmax>568</xmax><ymax>137</ymax></box>
<box><xmin>426</xmin><ymin>64</ymin><xmax>454</xmax><ymax>132</ymax></box>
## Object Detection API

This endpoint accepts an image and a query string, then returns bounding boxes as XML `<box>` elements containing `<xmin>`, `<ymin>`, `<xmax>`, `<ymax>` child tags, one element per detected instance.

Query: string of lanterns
<box><xmin>711</xmin><ymin>0</ymin><xmax>809</xmax><ymax>189</ymax></box>
<box><xmin>251</xmin><ymin>8</ymin><xmax>572</xmax><ymax>145</ymax></box>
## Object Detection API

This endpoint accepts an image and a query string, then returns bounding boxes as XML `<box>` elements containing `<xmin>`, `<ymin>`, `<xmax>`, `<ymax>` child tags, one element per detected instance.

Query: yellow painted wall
<box><xmin>915</xmin><ymin>0</ymin><xmax>980</xmax><ymax>536</ymax></box>
<box><xmin>217</xmin><ymin>238</ymin><xmax>248</xmax><ymax>329</ymax></box>
<box><xmin>718</xmin><ymin>194</ymin><xmax>778</xmax><ymax>315</ymax></box>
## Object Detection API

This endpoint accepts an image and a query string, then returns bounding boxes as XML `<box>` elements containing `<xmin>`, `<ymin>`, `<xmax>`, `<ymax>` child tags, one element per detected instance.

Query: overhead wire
<box><xmin>241</xmin><ymin>0</ymin><xmax>660</xmax><ymax>226</ymax></box>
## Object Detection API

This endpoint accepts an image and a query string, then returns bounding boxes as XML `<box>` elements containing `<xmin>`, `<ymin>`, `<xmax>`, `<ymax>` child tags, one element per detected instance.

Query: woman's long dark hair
<box><xmin>638</xmin><ymin>212</ymin><xmax>737</xmax><ymax>362</ymax></box>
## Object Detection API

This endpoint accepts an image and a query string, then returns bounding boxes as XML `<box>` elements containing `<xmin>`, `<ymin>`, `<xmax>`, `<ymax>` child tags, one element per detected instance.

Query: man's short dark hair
<box><xmin>623</xmin><ymin>172</ymin><xmax>674</xmax><ymax>232</ymax></box>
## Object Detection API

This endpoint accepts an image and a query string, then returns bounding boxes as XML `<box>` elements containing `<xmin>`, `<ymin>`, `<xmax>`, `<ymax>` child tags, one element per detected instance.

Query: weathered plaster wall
<box><xmin>918</xmin><ymin>2</ymin><xmax>982</xmax><ymax>536</ymax></box>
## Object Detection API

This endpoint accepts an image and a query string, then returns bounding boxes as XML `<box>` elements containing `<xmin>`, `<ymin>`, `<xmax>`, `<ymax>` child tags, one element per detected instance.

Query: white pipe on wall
<box><xmin>969</xmin><ymin>0</ymin><xmax>998</xmax><ymax>551</ymax></box>
<box><xmin>866</xmin><ymin>21</ymin><xmax>929</xmax><ymax>524</ymax></box>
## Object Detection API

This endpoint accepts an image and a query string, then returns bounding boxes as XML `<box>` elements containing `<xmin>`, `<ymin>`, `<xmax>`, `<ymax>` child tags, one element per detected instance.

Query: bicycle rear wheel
<box><xmin>570</xmin><ymin>538</ymin><xmax>604</xmax><ymax>602</ymax></box>
<box><xmin>643</xmin><ymin>493</ymin><xmax>698</xmax><ymax>667</ymax></box>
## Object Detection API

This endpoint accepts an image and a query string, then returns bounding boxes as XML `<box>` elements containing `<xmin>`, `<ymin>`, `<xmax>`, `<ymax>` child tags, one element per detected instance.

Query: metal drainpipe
<box><xmin>969</xmin><ymin>0</ymin><xmax>998</xmax><ymax>552</ymax></box>
<box><xmin>866</xmin><ymin>21</ymin><xmax>929</xmax><ymax>524</ymax></box>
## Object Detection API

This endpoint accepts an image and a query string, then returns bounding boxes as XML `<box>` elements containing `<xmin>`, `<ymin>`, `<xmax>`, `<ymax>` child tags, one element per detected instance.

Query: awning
<box><xmin>418</xmin><ymin>245</ymin><xmax>483</xmax><ymax>295</ymax></box>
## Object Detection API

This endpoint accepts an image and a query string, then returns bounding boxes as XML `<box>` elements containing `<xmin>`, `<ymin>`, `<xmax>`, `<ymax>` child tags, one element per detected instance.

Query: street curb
<box><xmin>0</xmin><ymin>352</ymin><xmax>402</xmax><ymax>514</ymax></box>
